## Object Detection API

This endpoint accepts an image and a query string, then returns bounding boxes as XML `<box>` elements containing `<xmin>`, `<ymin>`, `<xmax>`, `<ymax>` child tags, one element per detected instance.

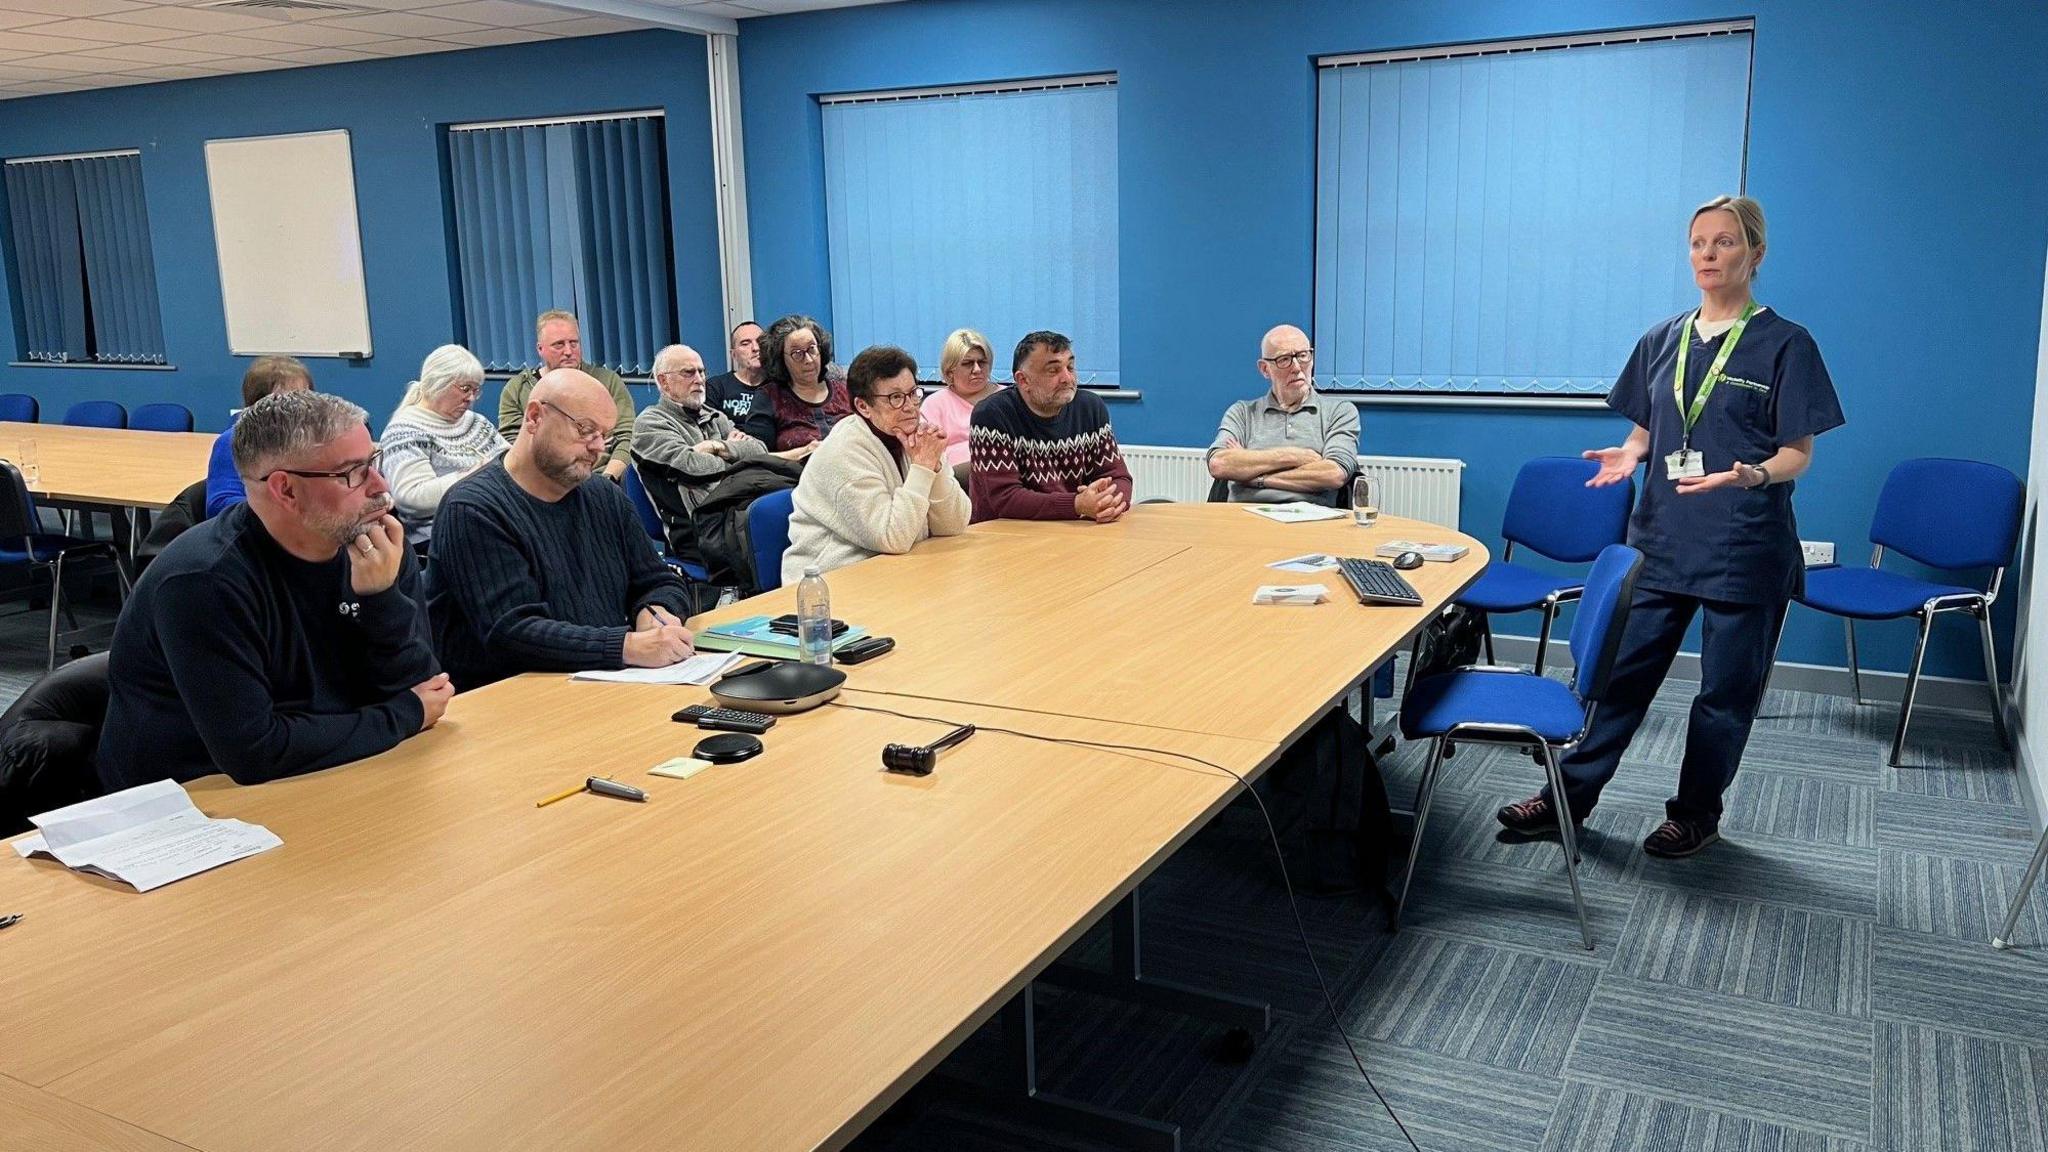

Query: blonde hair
<box><xmin>534</xmin><ymin>309</ymin><xmax>579</xmax><ymax>338</ymax></box>
<box><xmin>1692</xmin><ymin>194</ymin><xmax>1767</xmax><ymax>277</ymax></box>
<box><xmin>939</xmin><ymin>328</ymin><xmax>993</xmax><ymax>379</ymax></box>
<box><xmin>397</xmin><ymin>344</ymin><xmax>485</xmax><ymax>414</ymax></box>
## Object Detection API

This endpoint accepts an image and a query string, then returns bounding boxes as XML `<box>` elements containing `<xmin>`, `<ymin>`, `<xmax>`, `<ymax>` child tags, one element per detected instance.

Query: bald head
<box><xmin>1256</xmin><ymin>324</ymin><xmax>1314</xmax><ymax>411</ymax></box>
<box><xmin>516</xmin><ymin>367</ymin><xmax>615</xmax><ymax>493</ymax></box>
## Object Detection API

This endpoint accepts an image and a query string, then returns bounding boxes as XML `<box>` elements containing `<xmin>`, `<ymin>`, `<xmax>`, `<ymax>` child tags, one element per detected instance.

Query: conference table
<box><xmin>0</xmin><ymin>505</ymin><xmax>1486</xmax><ymax>1152</ymax></box>
<box><xmin>0</xmin><ymin>420</ymin><xmax>214</xmax><ymax>512</ymax></box>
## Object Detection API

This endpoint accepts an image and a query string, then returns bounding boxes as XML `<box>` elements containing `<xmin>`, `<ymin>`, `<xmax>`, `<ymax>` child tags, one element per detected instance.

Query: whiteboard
<box><xmin>204</xmin><ymin>129</ymin><xmax>373</xmax><ymax>358</ymax></box>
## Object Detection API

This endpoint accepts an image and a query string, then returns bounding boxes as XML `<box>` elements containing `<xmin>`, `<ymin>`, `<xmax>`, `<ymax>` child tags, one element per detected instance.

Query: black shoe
<box><xmin>1643</xmin><ymin>818</ymin><xmax>1720</xmax><ymax>858</ymax></box>
<box><xmin>1496</xmin><ymin>794</ymin><xmax>1579</xmax><ymax>839</ymax></box>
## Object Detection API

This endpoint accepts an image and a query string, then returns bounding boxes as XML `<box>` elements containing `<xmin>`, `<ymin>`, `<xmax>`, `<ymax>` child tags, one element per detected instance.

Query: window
<box><xmin>3</xmin><ymin>150</ymin><xmax>167</xmax><ymax>365</ymax></box>
<box><xmin>821</xmin><ymin>76</ymin><xmax>1120</xmax><ymax>385</ymax></box>
<box><xmin>1314</xmin><ymin>22</ymin><xmax>1753</xmax><ymax>398</ymax></box>
<box><xmin>446</xmin><ymin>111</ymin><xmax>674</xmax><ymax>377</ymax></box>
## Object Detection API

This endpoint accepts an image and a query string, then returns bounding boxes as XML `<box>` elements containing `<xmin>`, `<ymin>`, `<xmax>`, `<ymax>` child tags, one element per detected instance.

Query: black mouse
<box><xmin>1392</xmin><ymin>551</ymin><xmax>1425</xmax><ymax>570</ymax></box>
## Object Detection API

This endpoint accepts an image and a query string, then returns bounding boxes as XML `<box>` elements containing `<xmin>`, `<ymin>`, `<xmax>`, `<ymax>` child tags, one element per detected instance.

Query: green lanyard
<box><xmin>1673</xmin><ymin>300</ymin><xmax>1759</xmax><ymax>448</ymax></box>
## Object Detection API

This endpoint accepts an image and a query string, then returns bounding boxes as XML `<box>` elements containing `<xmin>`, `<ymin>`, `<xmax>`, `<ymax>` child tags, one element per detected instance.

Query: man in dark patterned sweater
<box><xmin>968</xmin><ymin>330</ymin><xmax>1133</xmax><ymax>523</ymax></box>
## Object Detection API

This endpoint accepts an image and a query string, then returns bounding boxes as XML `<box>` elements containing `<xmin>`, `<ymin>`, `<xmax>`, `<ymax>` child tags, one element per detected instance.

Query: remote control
<box><xmin>670</xmin><ymin>704</ymin><xmax>776</xmax><ymax>733</ymax></box>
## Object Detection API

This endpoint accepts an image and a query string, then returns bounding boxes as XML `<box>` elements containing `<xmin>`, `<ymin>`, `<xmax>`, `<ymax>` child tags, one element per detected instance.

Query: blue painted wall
<box><xmin>0</xmin><ymin>30</ymin><xmax>722</xmax><ymax>431</ymax></box>
<box><xmin>738</xmin><ymin>0</ymin><xmax>2048</xmax><ymax>679</ymax></box>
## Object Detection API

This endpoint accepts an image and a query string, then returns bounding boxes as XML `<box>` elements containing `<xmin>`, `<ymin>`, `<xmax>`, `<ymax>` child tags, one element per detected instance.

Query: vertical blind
<box><xmin>822</xmin><ymin>78</ymin><xmax>1120</xmax><ymax>385</ymax></box>
<box><xmin>3</xmin><ymin>151</ymin><xmax>167</xmax><ymax>364</ymax></box>
<box><xmin>1313</xmin><ymin>25</ymin><xmax>1753</xmax><ymax>396</ymax></box>
<box><xmin>447</xmin><ymin>112</ymin><xmax>673</xmax><ymax>376</ymax></box>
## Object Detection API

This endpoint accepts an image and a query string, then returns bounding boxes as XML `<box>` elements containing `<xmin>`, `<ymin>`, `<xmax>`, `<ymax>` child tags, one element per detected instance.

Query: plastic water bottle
<box><xmin>796</xmin><ymin>566</ymin><xmax>833</xmax><ymax>665</ymax></box>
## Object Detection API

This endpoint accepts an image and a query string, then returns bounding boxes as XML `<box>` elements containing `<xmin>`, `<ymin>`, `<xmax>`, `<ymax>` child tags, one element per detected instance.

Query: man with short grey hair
<box><xmin>632</xmin><ymin>343</ymin><xmax>765</xmax><ymax>520</ymax></box>
<box><xmin>1205</xmin><ymin>324</ymin><xmax>1358</xmax><ymax>505</ymax></box>
<box><xmin>99</xmin><ymin>390</ymin><xmax>450</xmax><ymax>791</ymax></box>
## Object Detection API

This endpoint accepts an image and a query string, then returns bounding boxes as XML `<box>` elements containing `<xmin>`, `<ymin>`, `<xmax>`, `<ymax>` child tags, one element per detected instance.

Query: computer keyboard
<box><xmin>1336</xmin><ymin>557</ymin><xmax>1424</xmax><ymax>607</ymax></box>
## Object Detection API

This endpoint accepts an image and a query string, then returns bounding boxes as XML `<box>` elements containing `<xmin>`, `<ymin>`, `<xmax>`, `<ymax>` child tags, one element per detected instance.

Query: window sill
<box><xmin>1085</xmin><ymin>387</ymin><xmax>1141</xmax><ymax>402</ymax></box>
<box><xmin>9</xmin><ymin>361</ymin><xmax>177</xmax><ymax>371</ymax></box>
<box><xmin>1332</xmin><ymin>392</ymin><xmax>1610</xmax><ymax>411</ymax></box>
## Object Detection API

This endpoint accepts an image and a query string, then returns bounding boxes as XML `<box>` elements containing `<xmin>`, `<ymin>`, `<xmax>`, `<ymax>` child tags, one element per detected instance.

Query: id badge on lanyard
<box><xmin>1668</xmin><ymin>302</ymin><xmax>1757</xmax><ymax>482</ymax></box>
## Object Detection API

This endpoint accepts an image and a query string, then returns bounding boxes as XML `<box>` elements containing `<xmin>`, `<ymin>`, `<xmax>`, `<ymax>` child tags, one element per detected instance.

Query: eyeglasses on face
<box><xmin>263</xmin><ymin>449</ymin><xmax>384</xmax><ymax>490</ymax></box>
<box><xmin>658</xmin><ymin>367</ymin><xmax>708</xmax><ymax>380</ymax></box>
<box><xmin>539</xmin><ymin>399</ymin><xmax>610</xmax><ymax>444</ymax></box>
<box><xmin>864</xmin><ymin>389</ymin><xmax>920</xmax><ymax>411</ymax></box>
<box><xmin>1260</xmin><ymin>349</ymin><xmax>1314</xmax><ymax>369</ymax></box>
<box><xmin>786</xmin><ymin>345</ymin><xmax>821</xmax><ymax>361</ymax></box>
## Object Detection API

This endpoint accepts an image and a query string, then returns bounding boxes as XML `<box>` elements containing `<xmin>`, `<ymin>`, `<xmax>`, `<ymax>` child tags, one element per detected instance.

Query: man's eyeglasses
<box><xmin>658</xmin><ymin>367</ymin><xmax>708</xmax><ymax>380</ymax></box>
<box><xmin>539</xmin><ymin>399</ymin><xmax>610</xmax><ymax>444</ymax></box>
<box><xmin>865</xmin><ymin>389</ymin><xmax>920</xmax><ymax>411</ymax></box>
<box><xmin>1261</xmin><ymin>349</ymin><xmax>1314</xmax><ymax>369</ymax></box>
<box><xmin>263</xmin><ymin>450</ymin><xmax>384</xmax><ymax>490</ymax></box>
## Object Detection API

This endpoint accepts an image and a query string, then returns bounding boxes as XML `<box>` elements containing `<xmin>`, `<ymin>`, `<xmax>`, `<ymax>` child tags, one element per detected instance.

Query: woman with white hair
<box><xmin>381</xmin><ymin>344</ymin><xmax>507</xmax><ymax>543</ymax></box>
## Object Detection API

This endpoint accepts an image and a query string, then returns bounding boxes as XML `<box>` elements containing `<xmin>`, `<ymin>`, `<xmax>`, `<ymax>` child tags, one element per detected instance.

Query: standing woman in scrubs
<box><xmin>1497</xmin><ymin>195</ymin><xmax>1845</xmax><ymax>858</ymax></box>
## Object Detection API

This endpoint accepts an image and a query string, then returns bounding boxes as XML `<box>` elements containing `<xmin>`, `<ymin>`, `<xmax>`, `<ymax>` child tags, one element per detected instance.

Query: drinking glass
<box><xmin>1352</xmin><ymin>474</ymin><xmax>1378</xmax><ymax>527</ymax></box>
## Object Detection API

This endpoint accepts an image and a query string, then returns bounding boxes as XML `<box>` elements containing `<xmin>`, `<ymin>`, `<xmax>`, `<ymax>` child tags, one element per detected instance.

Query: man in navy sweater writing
<box><xmin>98</xmin><ymin>392</ymin><xmax>451</xmax><ymax>790</ymax></box>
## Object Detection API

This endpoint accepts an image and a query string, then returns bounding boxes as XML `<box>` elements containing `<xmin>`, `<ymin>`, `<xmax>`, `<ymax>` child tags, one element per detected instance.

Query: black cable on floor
<box><xmin>830</xmin><ymin>696</ymin><xmax>1424</xmax><ymax>1152</ymax></box>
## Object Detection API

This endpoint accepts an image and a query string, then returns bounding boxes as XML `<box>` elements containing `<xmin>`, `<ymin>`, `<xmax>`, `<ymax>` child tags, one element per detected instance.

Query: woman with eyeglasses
<box><xmin>781</xmin><ymin>344</ymin><xmax>971</xmax><ymax>582</ymax></box>
<box><xmin>740</xmin><ymin>314</ymin><xmax>854</xmax><ymax>459</ymax></box>
<box><xmin>381</xmin><ymin>344</ymin><xmax>508</xmax><ymax>544</ymax></box>
<box><xmin>920</xmin><ymin>327</ymin><xmax>1002</xmax><ymax>470</ymax></box>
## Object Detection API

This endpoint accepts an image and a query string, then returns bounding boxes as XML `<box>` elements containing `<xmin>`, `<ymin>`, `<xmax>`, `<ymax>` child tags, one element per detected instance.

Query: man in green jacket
<box><xmin>497</xmin><ymin>309</ymin><xmax>635</xmax><ymax>480</ymax></box>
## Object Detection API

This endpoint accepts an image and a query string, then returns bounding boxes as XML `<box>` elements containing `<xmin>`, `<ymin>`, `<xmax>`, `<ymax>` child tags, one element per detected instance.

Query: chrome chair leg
<box><xmin>1481</xmin><ymin>617</ymin><xmax>1496</xmax><ymax>665</ymax></box>
<box><xmin>44</xmin><ymin>554</ymin><xmax>66</xmax><ymax>672</ymax></box>
<box><xmin>1993</xmin><ymin>824</ymin><xmax>2048</xmax><ymax>950</ymax></box>
<box><xmin>1979</xmin><ymin>608</ymin><xmax>2012</xmax><ymax>750</ymax></box>
<box><xmin>1890</xmin><ymin>611</ymin><xmax>1936</xmax><ymax>768</ymax></box>
<box><xmin>1540</xmin><ymin>743</ymin><xmax>1595</xmax><ymax>951</ymax></box>
<box><xmin>1393</xmin><ymin>739</ymin><xmax>1447</xmax><ymax>931</ymax></box>
<box><xmin>1761</xmin><ymin>607</ymin><xmax>1790</xmax><ymax>697</ymax></box>
<box><xmin>1846</xmin><ymin>618</ymin><xmax>1868</xmax><ymax>705</ymax></box>
<box><xmin>1534</xmin><ymin>599</ymin><xmax>1558</xmax><ymax>678</ymax></box>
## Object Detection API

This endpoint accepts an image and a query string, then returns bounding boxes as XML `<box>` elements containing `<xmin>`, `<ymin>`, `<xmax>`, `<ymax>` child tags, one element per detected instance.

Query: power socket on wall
<box><xmin>1801</xmin><ymin>540</ymin><xmax>1836</xmax><ymax>566</ymax></box>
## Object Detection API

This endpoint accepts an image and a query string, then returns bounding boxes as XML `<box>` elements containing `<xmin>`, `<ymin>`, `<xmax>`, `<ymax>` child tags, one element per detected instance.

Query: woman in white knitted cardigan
<box><xmin>782</xmin><ymin>344</ymin><xmax>972</xmax><ymax>583</ymax></box>
<box><xmin>380</xmin><ymin>344</ymin><xmax>508</xmax><ymax>544</ymax></box>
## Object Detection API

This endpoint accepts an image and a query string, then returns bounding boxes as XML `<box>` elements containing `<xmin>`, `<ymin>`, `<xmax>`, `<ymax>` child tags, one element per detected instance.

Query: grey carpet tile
<box><xmin>1874</xmin><ymin>1020</ymin><xmax>2048</xmax><ymax>1152</ymax></box>
<box><xmin>1344</xmin><ymin>929</ymin><xmax>1599</xmax><ymax>1078</ymax></box>
<box><xmin>1884</xmin><ymin>748</ymin><xmax>2028</xmax><ymax>806</ymax></box>
<box><xmin>1627</xmin><ymin>830</ymin><xmax>1879</xmax><ymax>922</ymax></box>
<box><xmin>1538</xmin><ymin>1080</ymin><xmax>1869</xmax><ymax>1152</ymax></box>
<box><xmin>1876</xmin><ymin>792</ymin><xmax>2040</xmax><ymax>863</ymax></box>
<box><xmin>1398</xmin><ymin>856</ymin><xmax>1635</xmax><ymax>959</ymax></box>
<box><xmin>1610</xmin><ymin>889</ymin><xmax>1872</xmax><ymax>1018</ymax></box>
<box><xmin>1210</xmin><ymin>1028</ymin><xmax>1560</xmax><ymax>1152</ymax></box>
<box><xmin>1717</xmin><ymin>771</ymin><xmax>1876</xmax><ymax>849</ymax></box>
<box><xmin>1881</xmin><ymin>848</ymin><xmax>2048</xmax><ymax>943</ymax></box>
<box><xmin>1565</xmin><ymin>975</ymin><xmax>1874</xmax><ymax>1143</ymax></box>
<box><xmin>1435</xmin><ymin>790</ymin><xmax>1655</xmax><ymax>888</ymax></box>
<box><xmin>1872</xmin><ymin>926</ymin><xmax>2048</xmax><ymax>1047</ymax></box>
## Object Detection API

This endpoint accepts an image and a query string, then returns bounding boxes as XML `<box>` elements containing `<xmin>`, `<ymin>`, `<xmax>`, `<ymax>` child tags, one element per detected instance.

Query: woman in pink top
<box><xmin>919</xmin><ymin>327</ymin><xmax>1002</xmax><ymax>470</ymax></box>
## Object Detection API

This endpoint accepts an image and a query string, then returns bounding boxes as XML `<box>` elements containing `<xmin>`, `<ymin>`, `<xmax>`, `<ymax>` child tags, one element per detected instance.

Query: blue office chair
<box><xmin>624</xmin><ymin>464</ymin><xmax>709</xmax><ymax>583</ymax></box>
<box><xmin>1398</xmin><ymin>543</ymin><xmax>1644</xmax><ymax>951</ymax></box>
<box><xmin>62</xmin><ymin>401</ymin><xmax>126</xmax><ymax>429</ymax></box>
<box><xmin>0</xmin><ymin>461</ymin><xmax>131</xmax><ymax>671</ymax></box>
<box><xmin>1454</xmin><ymin>457</ymin><xmax>1633</xmax><ymax>675</ymax></box>
<box><xmin>129</xmin><ymin>403</ymin><xmax>194</xmax><ymax>433</ymax></box>
<box><xmin>747</xmin><ymin>488</ymin><xmax>795</xmax><ymax>592</ymax></box>
<box><xmin>1793</xmin><ymin>458</ymin><xmax>2023</xmax><ymax>766</ymax></box>
<box><xmin>0</xmin><ymin>394</ymin><xmax>38</xmax><ymax>424</ymax></box>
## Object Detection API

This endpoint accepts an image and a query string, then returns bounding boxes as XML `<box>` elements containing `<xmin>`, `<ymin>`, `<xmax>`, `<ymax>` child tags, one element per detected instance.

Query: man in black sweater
<box><xmin>430</xmin><ymin>368</ymin><xmax>696</xmax><ymax>691</ymax></box>
<box><xmin>98</xmin><ymin>392</ymin><xmax>451</xmax><ymax>791</ymax></box>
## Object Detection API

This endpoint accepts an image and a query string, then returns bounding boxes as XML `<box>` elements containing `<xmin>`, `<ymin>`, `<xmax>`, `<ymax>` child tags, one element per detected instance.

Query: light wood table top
<box><xmin>0</xmin><ymin>420</ymin><xmax>215</xmax><ymax>510</ymax></box>
<box><xmin>3</xmin><ymin>678</ymin><xmax>1271</xmax><ymax>1152</ymax></box>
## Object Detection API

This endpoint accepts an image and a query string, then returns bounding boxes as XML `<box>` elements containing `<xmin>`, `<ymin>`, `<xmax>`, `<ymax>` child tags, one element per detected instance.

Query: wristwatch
<box><xmin>1748</xmin><ymin>463</ymin><xmax>1771</xmax><ymax>488</ymax></box>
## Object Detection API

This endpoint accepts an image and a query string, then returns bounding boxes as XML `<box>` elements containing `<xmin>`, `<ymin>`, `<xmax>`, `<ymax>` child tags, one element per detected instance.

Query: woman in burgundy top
<box><xmin>739</xmin><ymin>314</ymin><xmax>853</xmax><ymax>459</ymax></box>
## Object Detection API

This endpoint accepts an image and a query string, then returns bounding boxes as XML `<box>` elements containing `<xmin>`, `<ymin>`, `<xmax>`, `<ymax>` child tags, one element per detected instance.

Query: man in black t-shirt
<box><xmin>705</xmin><ymin>319</ymin><xmax>766</xmax><ymax>422</ymax></box>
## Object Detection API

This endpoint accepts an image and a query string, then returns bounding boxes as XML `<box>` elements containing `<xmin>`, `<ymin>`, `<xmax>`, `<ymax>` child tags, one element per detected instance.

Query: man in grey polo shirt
<box><xmin>1205</xmin><ymin>324</ymin><xmax>1358</xmax><ymax>505</ymax></box>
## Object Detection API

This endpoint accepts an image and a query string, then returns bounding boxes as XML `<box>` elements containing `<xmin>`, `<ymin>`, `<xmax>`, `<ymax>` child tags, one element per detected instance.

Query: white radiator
<box><xmin>1121</xmin><ymin>446</ymin><xmax>1464</xmax><ymax>529</ymax></box>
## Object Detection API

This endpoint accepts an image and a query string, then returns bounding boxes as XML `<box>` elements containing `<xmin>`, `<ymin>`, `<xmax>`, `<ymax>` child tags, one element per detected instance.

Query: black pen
<box><xmin>0</xmin><ymin>914</ymin><xmax>20</xmax><ymax>931</ymax></box>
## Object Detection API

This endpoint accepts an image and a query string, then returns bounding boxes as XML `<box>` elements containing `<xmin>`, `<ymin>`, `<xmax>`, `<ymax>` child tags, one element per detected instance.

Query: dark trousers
<box><xmin>1544</xmin><ymin>586</ymin><xmax>1787</xmax><ymax>826</ymax></box>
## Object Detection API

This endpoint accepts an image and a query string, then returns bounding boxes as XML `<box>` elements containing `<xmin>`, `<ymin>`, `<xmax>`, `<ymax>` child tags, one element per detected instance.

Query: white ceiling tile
<box><xmin>86</xmin><ymin>71</ymin><xmax>154</xmax><ymax>86</ymax></box>
<box><xmin>75</xmin><ymin>42</ymin><xmax>229</xmax><ymax>65</ymax></box>
<box><xmin>414</xmin><ymin>0</ymin><xmax>566</xmax><ymax>25</ymax></box>
<box><xmin>436</xmin><ymin>25</ymin><xmax>555</xmax><ymax>46</ymax></box>
<box><xmin>325</xmin><ymin>0</ymin><xmax>485</xmax><ymax>9</ymax></box>
<box><xmin>317</xmin><ymin>11</ymin><xmax>489</xmax><ymax>36</ymax></box>
<box><xmin>210</xmin><ymin>55</ymin><xmax>297</xmax><ymax>72</ymax></box>
<box><xmin>684</xmin><ymin>2</ymin><xmax>771</xmax><ymax>16</ymax></box>
<box><xmin>3</xmin><ymin>55</ymin><xmax>121</xmax><ymax>74</ymax></box>
<box><xmin>15</xmin><ymin>17</ymin><xmax>184</xmax><ymax>43</ymax></box>
<box><xmin>124</xmin><ymin>62</ymin><xmax>238</xmax><ymax>80</ymax></box>
<box><xmin>0</xmin><ymin>11</ymin><xmax>63</xmax><ymax>30</ymax></box>
<box><xmin>350</xmin><ymin>36</ymin><xmax>457</xmax><ymax>56</ymax></box>
<box><xmin>98</xmin><ymin>6</ymin><xmax>285</xmax><ymax>34</ymax></box>
<box><xmin>151</xmin><ymin>32</ymin><xmax>308</xmax><ymax>54</ymax></box>
<box><xmin>524</xmin><ymin>14</ymin><xmax>644</xmax><ymax>35</ymax></box>
<box><xmin>265</xmin><ymin>45</ymin><xmax>382</xmax><ymax>64</ymax></box>
<box><xmin>0</xmin><ymin>0</ymin><xmax>147</xmax><ymax>16</ymax></box>
<box><xmin>0</xmin><ymin>62</ymin><xmax>80</xmax><ymax>82</ymax></box>
<box><xmin>0</xmin><ymin>45</ymin><xmax>40</xmax><ymax>61</ymax></box>
<box><xmin>0</xmin><ymin>30</ymin><xmax>126</xmax><ymax>52</ymax></box>
<box><xmin>229</xmin><ymin>21</ymin><xmax>390</xmax><ymax>46</ymax></box>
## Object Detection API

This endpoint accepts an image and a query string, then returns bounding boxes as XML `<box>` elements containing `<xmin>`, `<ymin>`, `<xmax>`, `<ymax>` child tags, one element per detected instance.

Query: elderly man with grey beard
<box><xmin>98</xmin><ymin>391</ymin><xmax>450</xmax><ymax>791</ymax></box>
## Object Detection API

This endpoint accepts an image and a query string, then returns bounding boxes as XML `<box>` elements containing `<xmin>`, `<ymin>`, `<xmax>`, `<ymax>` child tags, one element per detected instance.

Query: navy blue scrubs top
<box><xmin>1608</xmin><ymin>308</ymin><xmax>1845</xmax><ymax>605</ymax></box>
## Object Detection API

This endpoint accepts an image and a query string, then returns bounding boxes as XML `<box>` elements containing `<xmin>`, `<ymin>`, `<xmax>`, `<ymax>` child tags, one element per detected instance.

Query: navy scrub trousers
<box><xmin>1545</xmin><ymin>306</ymin><xmax>1844</xmax><ymax>827</ymax></box>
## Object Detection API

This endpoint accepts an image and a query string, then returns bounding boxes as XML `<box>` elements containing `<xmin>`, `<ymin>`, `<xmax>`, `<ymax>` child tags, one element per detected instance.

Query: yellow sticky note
<box><xmin>651</xmin><ymin>758</ymin><xmax>714</xmax><ymax>780</ymax></box>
